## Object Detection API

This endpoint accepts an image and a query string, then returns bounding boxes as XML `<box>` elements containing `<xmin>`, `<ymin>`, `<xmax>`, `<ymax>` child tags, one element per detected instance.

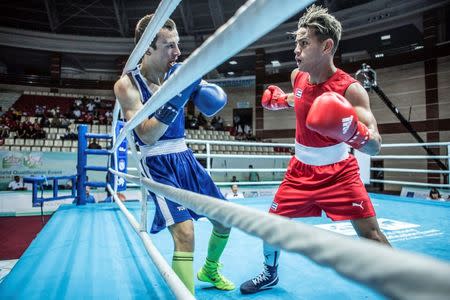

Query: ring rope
<box><xmin>110</xmin><ymin>169</ymin><xmax>450</xmax><ymax>300</ymax></box>
<box><xmin>106</xmin><ymin>184</ymin><xmax>194</xmax><ymax>300</ymax></box>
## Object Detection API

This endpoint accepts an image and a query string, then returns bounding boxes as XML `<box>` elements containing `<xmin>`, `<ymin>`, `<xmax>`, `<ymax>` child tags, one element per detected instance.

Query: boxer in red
<box><xmin>240</xmin><ymin>5</ymin><xmax>390</xmax><ymax>294</ymax></box>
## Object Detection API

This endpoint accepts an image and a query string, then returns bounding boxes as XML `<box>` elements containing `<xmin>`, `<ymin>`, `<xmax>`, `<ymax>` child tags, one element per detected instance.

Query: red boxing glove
<box><xmin>261</xmin><ymin>85</ymin><xmax>290</xmax><ymax>110</ymax></box>
<box><xmin>306</xmin><ymin>92</ymin><xmax>370</xmax><ymax>149</ymax></box>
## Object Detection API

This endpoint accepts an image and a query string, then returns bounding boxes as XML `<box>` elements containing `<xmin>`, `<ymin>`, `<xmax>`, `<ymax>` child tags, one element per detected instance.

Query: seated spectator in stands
<box><xmin>248</xmin><ymin>165</ymin><xmax>260</xmax><ymax>182</ymax></box>
<box><xmin>60</xmin><ymin>118</ymin><xmax>70</xmax><ymax>129</ymax></box>
<box><xmin>51</xmin><ymin>115</ymin><xmax>62</xmax><ymax>128</ymax></box>
<box><xmin>4</xmin><ymin>118</ymin><xmax>16</xmax><ymax>133</ymax></box>
<box><xmin>225</xmin><ymin>184</ymin><xmax>244</xmax><ymax>199</ymax></box>
<box><xmin>86</xmin><ymin>100</ymin><xmax>96</xmax><ymax>113</ymax></box>
<box><xmin>32</xmin><ymin>123</ymin><xmax>46</xmax><ymax>139</ymax></box>
<box><xmin>197</xmin><ymin>112</ymin><xmax>207</xmax><ymax>128</ymax></box>
<box><xmin>49</xmin><ymin>107</ymin><xmax>58</xmax><ymax>117</ymax></box>
<box><xmin>72</xmin><ymin>107</ymin><xmax>82</xmax><ymax>120</ymax></box>
<box><xmin>8</xmin><ymin>175</ymin><xmax>27</xmax><ymax>191</ymax></box>
<box><xmin>428</xmin><ymin>187</ymin><xmax>444</xmax><ymax>201</ymax></box>
<box><xmin>15</xmin><ymin>123</ymin><xmax>27</xmax><ymax>139</ymax></box>
<box><xmin>39</xmin><ymin>115</ymin><xmax>50</xmax><ymax>128</ymax></box>
<box><xmin>216</xmin><ymin>116</ymin><xmax>224</xmax><ymax>130</ymax></box>
<box><xmin>94</xmin><ymin>96</ymin><xmax>102</xmax><ymax>108</ymax></box>
<box><xmin>0</xmin><ymin>123</ymin><xmax>10</xmax><ymax>139</ymax></box>
<box><xmin>211</xmin><ymin>116</ymin><xmax>219</xmax><ymax>129</ymax></box>
<box><xmin>97</xmin><ymin>113</ymin><xmax>107</xmax><ymax>125</ymax></box>
<box><xmin>74</xmin><ymin>98</ymin><xmax>83</xmax><ymax>108</ymax></box>
<box><xmin>86</xmin><ymin>186</ymin><xmax>96</xmax><ymax>203</ymax></box>
<box><xmin>25</xmin><ymin>123</ymin><xmax>36</xmax><ymax>139</ymax></box>
<box><xmin>82</xmin><ymin>112</ymin><xmax>94</xmax><ymax>124</ymax></box>
<box><xmin>35</xmin><ymin>105</ymin><xmax>45</xmax><ymax>117</ymax></box>
<box><xmin>88</xmin><ymin>138</ymin><xmax>102</xmax><ymax>149</ymax></box>
<box><xmin>231</xmin><ymin>176</ymin><xmax>238</xmax><ymax>182</ymax></box>
<box><xmin>61</xmin><ymin>128</ymin><xmax>77</xmax><ymax>140</ymax></box>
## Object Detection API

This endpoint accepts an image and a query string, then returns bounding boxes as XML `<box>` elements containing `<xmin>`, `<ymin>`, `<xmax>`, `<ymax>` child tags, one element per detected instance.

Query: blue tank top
<box><xmin>127</xmin><ymin>66</ymin><xmax>185</xmax><ymax>146</ymax></box>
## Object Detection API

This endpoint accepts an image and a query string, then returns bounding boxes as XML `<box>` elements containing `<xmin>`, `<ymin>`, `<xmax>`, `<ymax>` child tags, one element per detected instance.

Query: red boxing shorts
<box><xmin>269</xmin><ymin>155</ymin><xmax>375</xmax><ymax>221</ymax></box>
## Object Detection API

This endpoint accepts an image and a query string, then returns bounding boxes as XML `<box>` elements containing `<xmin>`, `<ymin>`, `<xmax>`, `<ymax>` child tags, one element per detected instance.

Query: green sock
<box><xmin>206</xmin><ymin>230</ymin><xmax>230</xmax><ymax>264</ymax></box>
<box><xmin>172</xmin><ymin>251</ymin><xmax>194</xmax><ymax>295</ymax></box>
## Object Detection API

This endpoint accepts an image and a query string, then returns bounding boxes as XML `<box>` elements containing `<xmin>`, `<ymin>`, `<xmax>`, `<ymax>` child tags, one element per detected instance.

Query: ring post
<box><xmin>76</xmin><ymin>124</ymin><xmax>88</xmax><ymax>205</ymax></box>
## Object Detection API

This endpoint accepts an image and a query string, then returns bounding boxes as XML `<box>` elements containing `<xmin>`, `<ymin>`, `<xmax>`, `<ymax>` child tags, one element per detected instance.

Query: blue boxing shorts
<box><xmin>139</xmin><ymin>138</ymin><xmax>226</xmax><ymax>233</ymax></box>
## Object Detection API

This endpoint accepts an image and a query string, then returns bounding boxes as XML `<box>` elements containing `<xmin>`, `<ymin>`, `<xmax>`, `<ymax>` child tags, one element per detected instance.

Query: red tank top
<box><xmin>293</xmin><ymin>69</ymin><xmax>357</xmax><ymax>147</ymax></box>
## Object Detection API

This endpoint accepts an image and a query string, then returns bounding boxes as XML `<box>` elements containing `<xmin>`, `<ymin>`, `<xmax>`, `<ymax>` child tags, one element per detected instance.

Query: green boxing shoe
<box><xmin>197</xmin><ymin>260</ymin><xmax>235</xmax><ymax>291</ymax></box>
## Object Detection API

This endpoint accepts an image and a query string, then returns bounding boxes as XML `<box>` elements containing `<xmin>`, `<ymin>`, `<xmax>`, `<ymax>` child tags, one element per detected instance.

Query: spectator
<box><xmin>197</xmin><ymin>112</ymin><xmax>207</xmax><ymax>128</ymax></box>
<box><xmin>72</xmin><ymin>107</ymin><xmax>81</xmax><ymax>119</ymax></box>
<box><xmin>31</xmin><ymin>123</ymin><xmax>46</xmax><ymax>139</ymax></box>
<box><xmin>74</xmin><ymin>98</ymin><xmax>83</xmax><ymax>108</ymax></box>
<box><xmin>86</xmin><ymin>186</ymin><xmax>96</xmax><ymax>203</ymax></box>
<box><xmin>86</xmin><ymin>101</ymin><xmax>96</xmax><ymax>113</ymax></box>
<box><xmin>88</xmin><ymin>138</ymin><xmax>102</xmax><ymax>149</ymax></box>
<box><xmin>248</xmin><ymin>165</ymin><xmax>260</xmax><ymax>182</ymax></box>
<box><xmin>51</xmin><ymin>115</ymin><xmax>62</xmax><ymax>128</ymax></box>
<box><xmin>94</xmin><ymin>96</ymin><xmax>102</xmax><ymax>108</ymax></box>
<box><xmin>61</xmin><ymin>128</ymin><xmax>77</xmax><ymax>140</ymax></box>
<box><xmin>225</xmin><ymin>184</ymin><xmax>244</xmax><ymax>199</ymax></box>
<box><xmin>0</xmin><ymin>123</ymin><xmax>10</xmax><ymax>138</ymax></box>
<box><xmin>428</xmin><ymin>187</ymin><xmax>444</xmax><ymax>201</ymax></box>
<box><xmin>15</xmin><ymin>123</ymin><xmax>27</xmax><ymax>139</ymax></box>
<box><xmin>216</xmin><ymin>116</ymin><xmax>224</xmax><ymax>130</ymax></box>
<box><xmin>60</xmin><ymin>118</ymin><xmax>70</xmax><ymax>129</ymax></box>
<box><xmin>39</xmin><ymin>115</ymin><xmax>50</xmax><ymax>128</ymax></box>
<box><xmin>231</xmin><ymin>176</ymin><xmax>238</xmax><ymax>182</ymax></box>
<box><xmin>8</xmin><ymin>175</ymin><xmax>27</xmax><ymax>191</ymax></box>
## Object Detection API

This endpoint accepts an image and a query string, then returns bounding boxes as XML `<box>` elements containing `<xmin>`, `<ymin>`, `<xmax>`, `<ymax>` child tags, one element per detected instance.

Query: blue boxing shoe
<box><xmin>240</xmin><ymin>264</ymin><xmax>279</xmax><ymax>294</ymax></box>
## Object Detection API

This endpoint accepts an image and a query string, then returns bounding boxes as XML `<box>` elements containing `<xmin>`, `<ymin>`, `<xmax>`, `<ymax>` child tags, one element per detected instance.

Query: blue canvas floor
<box><xmin>0</xmin><ymin>193</ymin><xmax>449</xmax><ymax>299</ymax></box>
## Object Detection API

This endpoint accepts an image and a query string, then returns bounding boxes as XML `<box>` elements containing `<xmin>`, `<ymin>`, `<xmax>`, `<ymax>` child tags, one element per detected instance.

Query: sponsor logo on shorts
<box><xmin>177</xmin><ymin>206</ymin><xmax>186</xmax><ymax>211</ymax></box>
<box><xmin>295</xmin><ymin>88</ymin><xmax>303</xmax><ymax>98</ymax></box>
<box><xmin>352</xmin><ymin>201</ymin><xmax>364</xmax><ymax>210</ymax></box>
<box><xmin>270</xmin><ymin>202</ymin><xmax>278</xmax><ymax>211</ymax></box>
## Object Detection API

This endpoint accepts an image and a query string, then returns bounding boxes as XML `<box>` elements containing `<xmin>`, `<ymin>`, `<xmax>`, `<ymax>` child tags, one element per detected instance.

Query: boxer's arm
<box><xmin>114</xmin><ymin>76</ymin><xmax>168</xmax><ymax>145</ymax></box>
<box><xmin>344</xmin><ymin>82</ymin><xmax>381</xmax><ymax>155</ymax></box>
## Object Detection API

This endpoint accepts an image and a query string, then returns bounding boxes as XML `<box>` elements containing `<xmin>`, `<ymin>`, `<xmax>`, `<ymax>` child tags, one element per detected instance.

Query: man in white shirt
<box><xmin>8</xmin><ymin>176</ymin><xmax>27</xmax><ymax>191</ymax></box>
<box><xmin>225</xmin><ymin>184</ymin><xmax>244</xmax><ymax>199</ymax></box>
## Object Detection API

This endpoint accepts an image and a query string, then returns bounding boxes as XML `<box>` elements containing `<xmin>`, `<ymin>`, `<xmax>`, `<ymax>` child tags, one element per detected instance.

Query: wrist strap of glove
<box><xmin>154</xmin><ymin>103</ymin><xmax>179</xmax><ymax>125</ymax></box>
<box><xmin>347</xmin><ymin>121</ymin><xmax>370</xmax><ymax>149</ymax></box>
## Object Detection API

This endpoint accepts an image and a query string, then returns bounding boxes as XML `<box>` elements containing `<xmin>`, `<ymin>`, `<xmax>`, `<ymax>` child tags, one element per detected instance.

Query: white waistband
<box><xmin>295</xmin><ymin>141</ymin><xmax>349</xmax><ymax>166</ymax></box>
<box><xmin>140</xmin><ymin>138</ymin><xmax>188</xmax><ymax>157</ymax></box>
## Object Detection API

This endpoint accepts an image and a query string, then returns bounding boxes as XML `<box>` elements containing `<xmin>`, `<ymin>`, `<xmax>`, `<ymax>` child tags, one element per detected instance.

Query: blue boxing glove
<box><xmin>192</xmin><ymin>83</ymin><xmax>227</xmax><ymax>117</ymax></box>
<box><xmin>154</xmin><ymin>63</ymin><xmax>201</xmax><ymax>125</ymax></box>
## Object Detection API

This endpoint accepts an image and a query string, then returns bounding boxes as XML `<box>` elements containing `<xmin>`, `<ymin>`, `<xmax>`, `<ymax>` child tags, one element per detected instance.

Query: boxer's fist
<box><xmin>192</xmin><ymin>83</ymin><xmax>227</xmax><ymax>117</ymax></box>
<box><xmin>306</xmin><ymin>92</ymin><xmax>370</xmax><ymax>149</ymax></box>
<box><xmin>261</xmin><ymin>85</ymin><xmax>290</xmax><ymax>110</ymax></box>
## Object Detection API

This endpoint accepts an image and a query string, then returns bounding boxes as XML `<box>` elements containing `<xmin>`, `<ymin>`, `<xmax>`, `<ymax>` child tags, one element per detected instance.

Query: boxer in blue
<box><xmin>114</xmin><ymin>14</ymin><xmax>234</xmax><ymax>295</ymax></box>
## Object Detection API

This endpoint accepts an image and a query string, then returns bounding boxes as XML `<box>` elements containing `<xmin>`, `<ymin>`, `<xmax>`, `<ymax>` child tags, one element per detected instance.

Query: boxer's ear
<box><xmin>322</xmin><ymin>38</ymin><xmax>334</xmax><ymax>55</ymax></box>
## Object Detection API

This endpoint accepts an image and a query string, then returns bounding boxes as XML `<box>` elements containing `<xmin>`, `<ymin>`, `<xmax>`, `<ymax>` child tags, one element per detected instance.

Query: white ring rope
<box><xmin>110</xmin><ymin>169</ymin><xmax>450</xmax><ymax>300</ymax></box>
<box><xmin>112</xmin><ymin>0</ymin><xmax>314</xmax><ymax>152</ymax></box>
<box><xmin>106</xmin><ymin>184</ymin><xmax>194</xmax><ymax>300</ymax></box>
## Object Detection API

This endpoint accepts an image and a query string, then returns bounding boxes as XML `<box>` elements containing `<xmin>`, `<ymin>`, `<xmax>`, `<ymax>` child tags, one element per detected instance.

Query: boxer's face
<box><xmin>294</xmin><ymin>27</ymin><xmax>327</xmax><ymax>72</ymax></box>
<box><xmin>149</xmin><ymin>28</ymin><xmax>181</xmax><ymax>73</ymax></box>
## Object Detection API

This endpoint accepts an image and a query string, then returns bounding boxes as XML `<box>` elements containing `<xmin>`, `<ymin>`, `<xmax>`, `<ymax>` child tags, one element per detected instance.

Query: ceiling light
<box><xmin>227</xmin><ymin>71</ymin><xmax>235</xmax><ymax>75</ymax></box>
<box><xmin>229</xmin><ymin>60</ymin><xmax>237</xmax><ymax>65</ymax></box>
<box><xmin>414</xmin><ymin>45</ymin><xmax>424</xmax><ymax>50</ymax></box>
<box><xmin>271</xmin><ymin>60</ymin><xmax>281</xmax><ymax>67</ymax></box>
<box><xmin>375</xmin><ymin>53</ymin><xmax>384</xmax><ymax>58</ymax></box>
<box><xmin>380</xmin><ymin>34</ymin><xmax>391</xmax><ymax>40</ymax></box>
